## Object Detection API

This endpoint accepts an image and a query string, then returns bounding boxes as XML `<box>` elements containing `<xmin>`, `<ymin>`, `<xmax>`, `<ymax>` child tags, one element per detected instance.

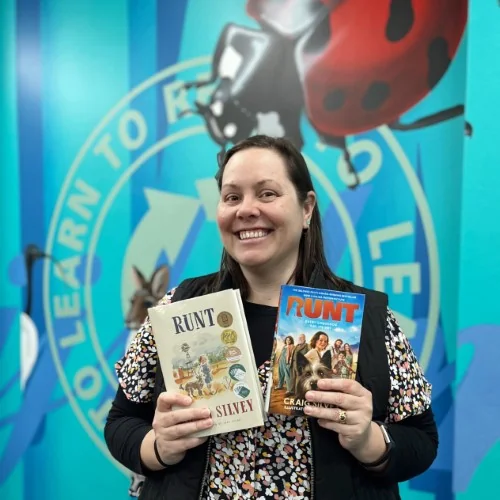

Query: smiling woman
<box><xmin>216</xmin><ymin>146</ymin><xmax>314</xmax><ymax>293</ymax></box>
<box><xmin>104</xmin><ymin>135</ymin><xmax>438</xmax><ymax>500</ymax></box>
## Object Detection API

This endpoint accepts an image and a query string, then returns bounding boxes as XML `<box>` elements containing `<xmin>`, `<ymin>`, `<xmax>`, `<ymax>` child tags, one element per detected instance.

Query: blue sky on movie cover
<box><xmin>276</xmin><ymin>285</ymin><xmax>366</xmax><ymax>346</ymax></box>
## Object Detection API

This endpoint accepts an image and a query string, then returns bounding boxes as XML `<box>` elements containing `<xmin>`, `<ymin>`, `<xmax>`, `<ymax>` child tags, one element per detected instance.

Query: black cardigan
<box><xmin>105</xmin><ymin>269</ymin><xmax>438</xmax><ymax>499</ymax></box>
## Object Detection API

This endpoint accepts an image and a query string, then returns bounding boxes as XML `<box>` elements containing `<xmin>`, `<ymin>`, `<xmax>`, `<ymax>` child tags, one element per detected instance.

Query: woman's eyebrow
<box><xmin>222</xmin><ymin>179</ymin><xmax>277</xmax><ymax>190</ymax></box>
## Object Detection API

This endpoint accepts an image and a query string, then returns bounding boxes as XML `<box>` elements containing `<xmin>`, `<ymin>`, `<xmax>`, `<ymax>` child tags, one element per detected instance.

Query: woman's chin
<box><xmin>236</xmin><ymin>254</ymin><xmax>272</xmax><ymax>271</ymax></box>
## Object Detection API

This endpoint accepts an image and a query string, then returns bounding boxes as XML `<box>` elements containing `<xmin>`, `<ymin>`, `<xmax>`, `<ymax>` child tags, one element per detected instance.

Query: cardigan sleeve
<box><xmin>104</xmin><ymin>287</ymin><xmax>177</xmax><ymax>475</ymax></box>
<box><xmin>104</xmin><ymin>384</ymin><xmax>156</xmax><ymax>475</ymax></box>
<box><xmin>367</xmin><ymin>308</ymin><xmax>438</xmax><ymax>483</ymax></box>
<box><xmin>114</xmin><ymin>288</ymin><xmax>176</xmax><ymax>403</ymax></box>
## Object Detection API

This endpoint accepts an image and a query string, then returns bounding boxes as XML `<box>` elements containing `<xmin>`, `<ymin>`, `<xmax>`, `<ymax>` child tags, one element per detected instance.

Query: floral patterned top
<box><xmin>116</xmin><ymin>288</ymin><xmax>432</xmax><ymax>499</ymax></box>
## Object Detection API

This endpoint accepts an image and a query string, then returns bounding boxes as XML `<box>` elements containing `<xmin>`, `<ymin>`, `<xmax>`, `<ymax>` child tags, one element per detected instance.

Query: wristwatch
<box><xmin>359</xmin><ymin>421</ymin><xmax>394</xmax><ymax>468</ymax></box>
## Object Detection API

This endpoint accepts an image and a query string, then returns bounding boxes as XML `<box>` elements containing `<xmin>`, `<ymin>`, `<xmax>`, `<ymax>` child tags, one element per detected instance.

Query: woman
<box><xmin>105</xmin><ymin>135</ymin><xmax>438</xmax><ymax>499</ymax></box>
<box><xmin>304</xmin><ymin>331</ymin><xmax>330</xmax><ymax>363</ymax></box>
<box><xmin>343</xmin><ymin>343</ymin><xmax>354</xmax><ymax>367</ymax></box>
<box><xmin>275</xmin><ymin>335</ymin><xmax>295</xmax><ymax>394</ymax></box>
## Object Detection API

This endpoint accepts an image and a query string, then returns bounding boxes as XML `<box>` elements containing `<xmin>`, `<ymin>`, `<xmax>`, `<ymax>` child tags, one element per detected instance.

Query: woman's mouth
<box><xmin>237</xmin><ymin>229</ymin><xmax>271</xmax><ymax>240</ymax></box>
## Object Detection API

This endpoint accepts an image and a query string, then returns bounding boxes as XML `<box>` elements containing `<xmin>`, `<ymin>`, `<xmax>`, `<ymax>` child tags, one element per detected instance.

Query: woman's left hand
<box><xmin>303</xmin><ymin>378</ymin><xmax>373</xmax><ymax>452</ymax></box>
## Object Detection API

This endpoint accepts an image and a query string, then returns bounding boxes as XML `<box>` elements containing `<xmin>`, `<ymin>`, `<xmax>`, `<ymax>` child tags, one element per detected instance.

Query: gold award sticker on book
<box><xmin>224</xmin><ymin>346</ymin><xmax>242</xmax><ymax>363</ymax></box>
<box><xmin>221</xmin><ymin>329</ymin><xmax>237</xmax><ymax>345</ymax></box>
<box><xmin>229</xmin><ymin>364</ymin><xmax>246</xmax><ymax>381</ymax></box>
<box><xmin>217</xmin><ymin>311</ymin><xmax>233</xmax><ymax>328</ymax></box>
<box><xmin>233</xmin><ymin>381</ymin><xmax>250</xmax><ymax>399</ymax></box>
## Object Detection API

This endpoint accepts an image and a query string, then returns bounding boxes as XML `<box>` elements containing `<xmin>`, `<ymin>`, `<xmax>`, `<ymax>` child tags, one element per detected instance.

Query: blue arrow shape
<box><xmin>453</xmin><ymin>324</ymin><xmax>500</xmax><ymax>493</ymax></box>
<box><xmin>168</xmin><ymin>206</ymin><xmax>206</xmax><ymax>286</ymax></box>
<box><xmin>323</xmin><ymin>183</ymin><xmax>373</xmax><ymax>272</ymax></box>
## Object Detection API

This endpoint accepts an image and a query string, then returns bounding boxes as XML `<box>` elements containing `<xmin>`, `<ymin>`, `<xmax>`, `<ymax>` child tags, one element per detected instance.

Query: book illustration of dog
<box><xmin>179</xmin><ymin>374</ymin><xmax>204</xmax><ymax>398</ymax></box>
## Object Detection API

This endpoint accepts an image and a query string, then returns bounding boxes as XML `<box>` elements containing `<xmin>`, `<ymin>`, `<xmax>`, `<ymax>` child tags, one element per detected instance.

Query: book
<box><xmin>147</xmin><ymin>288</ymin><xmax>265</xmax><ymax>437</ymax></box>
<box><xmin>265</xmin><ymin>285</ymin><xmax>365</xmax><ymax>417</ymax></box>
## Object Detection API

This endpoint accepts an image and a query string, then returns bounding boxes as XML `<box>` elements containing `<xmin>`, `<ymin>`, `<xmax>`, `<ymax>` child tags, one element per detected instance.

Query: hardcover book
<box><xmin>265</xmin><ymin>285</ymin><xmax>365</xmax><ymax>417</ymax></box>
<box><xmin>148</xmin><ymin>288</ymin><xmax>265</xmax><ymax>437</ymax></box>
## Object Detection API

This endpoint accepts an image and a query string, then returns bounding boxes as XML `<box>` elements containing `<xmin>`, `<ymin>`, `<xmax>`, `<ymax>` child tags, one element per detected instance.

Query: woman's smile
<box><xmin>236</xmin><ymin>229</ymin><xmax>273</xmax><ymax>241</ymax></box>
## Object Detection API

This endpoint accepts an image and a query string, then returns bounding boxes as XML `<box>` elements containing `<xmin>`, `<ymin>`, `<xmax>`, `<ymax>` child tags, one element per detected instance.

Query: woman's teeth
<box><xmin>239</xmin><ymin>230</ymin><xmax>269</xmax><ymax>240</ymax></box>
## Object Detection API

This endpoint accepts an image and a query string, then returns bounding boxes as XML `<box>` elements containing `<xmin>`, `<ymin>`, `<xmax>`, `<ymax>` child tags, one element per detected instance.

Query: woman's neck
<box><xmin>242</xmin><ymin>262</ymin><xmax>297</xmax><ymax>307</ymax></box>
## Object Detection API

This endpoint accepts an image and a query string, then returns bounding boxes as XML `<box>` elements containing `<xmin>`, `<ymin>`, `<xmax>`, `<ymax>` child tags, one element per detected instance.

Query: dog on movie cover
<box><xmin>295</xmin><ymin>350</ymin><xmax>334</xmax><ymax>401</ymax></box>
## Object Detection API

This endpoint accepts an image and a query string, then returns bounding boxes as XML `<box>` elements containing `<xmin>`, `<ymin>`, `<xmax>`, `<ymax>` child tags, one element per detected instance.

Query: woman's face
<box><xmin>216</xmin><ymin>147</ymin><xmax>315</xmax><ymax>274</ymax></box>
<box><xmin>316</xmin><ymin>334</ymin><xmax>328</xmax><ymax>351</ymax></box>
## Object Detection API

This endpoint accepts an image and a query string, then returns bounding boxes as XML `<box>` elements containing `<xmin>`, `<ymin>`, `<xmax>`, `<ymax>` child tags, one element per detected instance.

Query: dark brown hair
<box><xmin>209</xmin><ymin>134</ymin><xmax>347</xmax><ymax>298</ymax></box>
<box><xmin>310</xmin><ymin>331</ymin><xmax>329</xmax><ymax>349</ymax></box>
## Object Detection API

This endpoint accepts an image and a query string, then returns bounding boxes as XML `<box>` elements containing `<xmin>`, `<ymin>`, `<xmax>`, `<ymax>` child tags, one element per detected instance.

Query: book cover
<box><xmin>148</xmin><ymin>289</ymin><xmax>265</xmax><ymax>437</ymax></box>
<box><xmin>265</xmin><ymin>285</ymin><xmax>365</xmax><ymax>417</ymax></box>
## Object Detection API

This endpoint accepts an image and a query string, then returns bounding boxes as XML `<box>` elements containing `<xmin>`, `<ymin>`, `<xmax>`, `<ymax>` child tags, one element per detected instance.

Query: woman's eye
<box><xmin>224</xmin><ymin>194</ymin><xmax>239</xmax><ymax>202</ymax></box>
<box><xmin>261</xmin><ymin>191</ymin><xmax>276</xmax><ymax>198</ymax></box>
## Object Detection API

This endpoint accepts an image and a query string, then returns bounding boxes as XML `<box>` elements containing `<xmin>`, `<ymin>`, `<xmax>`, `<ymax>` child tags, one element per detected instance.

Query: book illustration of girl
<box><xmin>197</xmin><ymin>355</ymin><xmax>215</xmax><ymax>395</ymax></box>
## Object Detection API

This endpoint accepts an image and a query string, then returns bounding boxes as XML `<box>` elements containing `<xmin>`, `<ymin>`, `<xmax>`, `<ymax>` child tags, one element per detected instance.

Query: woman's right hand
<box><xmin>152</xmin><ymin>392</ymin><xmax>213</xmax><ymax>466</ymax></box>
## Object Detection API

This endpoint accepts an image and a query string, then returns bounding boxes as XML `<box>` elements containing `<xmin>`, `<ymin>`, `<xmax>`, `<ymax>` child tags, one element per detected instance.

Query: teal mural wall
<box><xmin>0</xmin><ymin>1</ymin><xmax>498</xmax><ymax>498</ymax></box>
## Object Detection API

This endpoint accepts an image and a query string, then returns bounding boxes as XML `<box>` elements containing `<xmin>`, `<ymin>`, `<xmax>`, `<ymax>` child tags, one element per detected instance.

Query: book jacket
<box><xmin>265</xmin><ymin>285</ymin><xmax>366</xmax><ymax>417</ymax></box>
<box><xmin>148</xmin><ymin>289</ymin><xmax>265</xmax><ymax>437</ymax></box>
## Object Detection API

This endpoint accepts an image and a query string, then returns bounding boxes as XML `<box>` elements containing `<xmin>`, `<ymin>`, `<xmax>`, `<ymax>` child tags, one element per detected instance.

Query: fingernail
<box><xmin>202</xmin><ymin>408</ymin><xmax>211</xmax><ymax>417</ymax></box>
<box><xmin>306</xmin><ymin>391</ymin><xmax>315</xmax><ymax>401</ymax></box>
<box><xmin>183</xmin><ymin>396</ymin><xmax>192</xmax><ymax>404</ymax></box>
<box><xmin>204</xmin><ymin>418</ymin><xmax>213</xmax><ymax>427</ymax></box>
<box><xmin>304</xmin><ymin>406</ymin><xmax>312</xmax><ymax>414</ymax></box>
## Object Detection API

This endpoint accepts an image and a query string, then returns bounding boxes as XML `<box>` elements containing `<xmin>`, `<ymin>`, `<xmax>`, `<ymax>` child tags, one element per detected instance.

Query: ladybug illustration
<box><xmin>183</xmin><ymin>0</ymin><xmax>469</xmax><ymax>187</ymax></box>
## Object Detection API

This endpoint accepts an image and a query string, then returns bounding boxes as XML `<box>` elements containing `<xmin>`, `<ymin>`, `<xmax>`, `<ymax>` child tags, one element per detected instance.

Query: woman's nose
<box><xmin>237</xmin><ymin>196</ymin><xmax>259</xmax><ymax>218</ymax></box>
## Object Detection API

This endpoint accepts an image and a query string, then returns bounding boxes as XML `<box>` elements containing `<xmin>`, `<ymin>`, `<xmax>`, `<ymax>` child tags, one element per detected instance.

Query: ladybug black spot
<box><xmin>386</xmin><ymin>0</ymin><xmax>414</xmax><ymax>42</ymax></box>
<box><xmin>362</xmin><ymin>82</ymin><xmax>390</xmax><ymax>110</ymax></box>
<box><xmin>427</xmin><ymin>37</ymin><xmax>451</xmax><ymax>89</ymax></box>
<box><xmin>324</xmin><ymin>89</ymin><xmax>346</xmax><ymax>111</ymax></box>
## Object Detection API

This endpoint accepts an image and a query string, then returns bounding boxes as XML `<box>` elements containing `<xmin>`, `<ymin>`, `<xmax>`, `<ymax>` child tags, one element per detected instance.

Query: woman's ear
<box><xmin>303</xmin><ymin>191</ymin><xmax>316</xmax><ymax>229</ymax></box>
